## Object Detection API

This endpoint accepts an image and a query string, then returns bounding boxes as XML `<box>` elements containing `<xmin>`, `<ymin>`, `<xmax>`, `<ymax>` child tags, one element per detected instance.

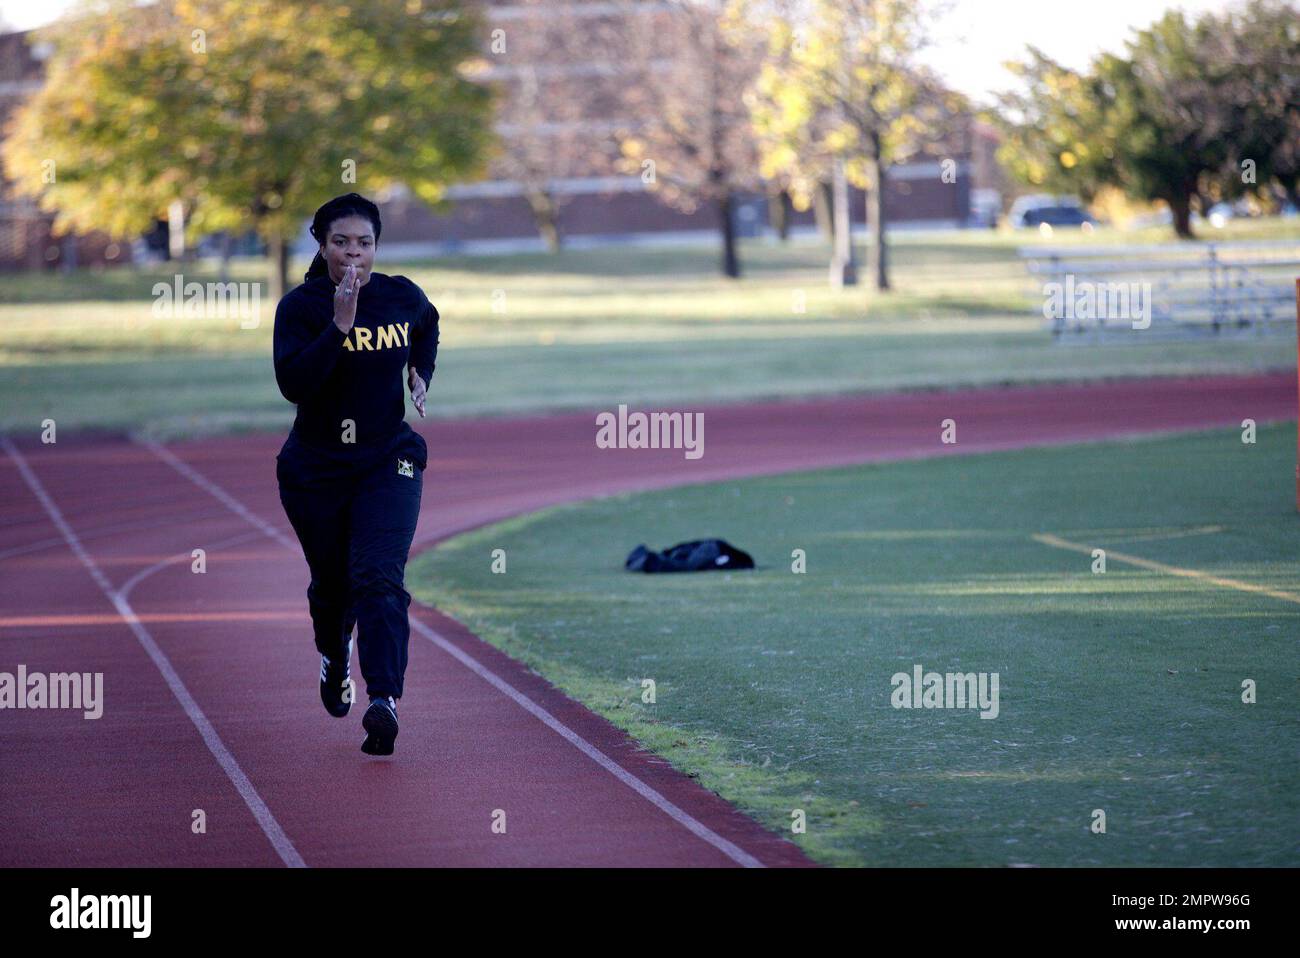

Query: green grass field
<box><xmin>1</xmin><ymin>218</ymin><xmax>1296</xmax><ymax>439</ymax></box>
<box><xmin>408</xmin><ymin>424</ymin><xmax>1300</xmax><ymax>867</ymax></box>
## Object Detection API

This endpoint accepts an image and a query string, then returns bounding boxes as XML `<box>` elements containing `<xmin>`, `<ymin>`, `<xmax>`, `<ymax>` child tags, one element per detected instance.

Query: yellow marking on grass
<box><xmin>819</xmin><ymin>529</ymin><xmax>1020</xmax><ymax>542</ymax></box>
<box><xmin>1032</xmin><ymin>532</ymin><xmax>1300</xmax><ymax>606</ymax></box>
<box><xmin>1101</xmin><ymin>525</ymin><xmax>1225</xmax><ymax>544</ymax></box>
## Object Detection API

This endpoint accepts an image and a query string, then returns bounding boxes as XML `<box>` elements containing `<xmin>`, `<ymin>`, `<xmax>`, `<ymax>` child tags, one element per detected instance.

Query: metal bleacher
<box><xmin>1021</xmin><ymin>240</ymin><xmax>1300</xmax><ymax>343</ymax></box>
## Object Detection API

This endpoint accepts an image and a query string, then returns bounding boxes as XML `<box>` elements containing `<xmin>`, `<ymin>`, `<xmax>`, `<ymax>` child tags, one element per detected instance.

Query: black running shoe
<box><xmin>319</xmin><ymin>640</ymin><xmax>354</xmax><ymax>718</ymax></box>
<box><xmin>361</xmin><ymin>696</ymin><xmax>399</xmax><ymax>755</ymax></box>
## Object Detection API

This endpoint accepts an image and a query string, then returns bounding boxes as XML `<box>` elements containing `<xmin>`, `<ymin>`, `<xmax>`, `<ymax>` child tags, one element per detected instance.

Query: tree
<box><xmin>1209</xmin><ymin>0</ymin><xmax>1300</xmax><ymax>209</ymax></box>
<box><xmin>485</xmin><ymin>1</ymin><xmax>603</xmax><ymax>253</ymax></box>
<box><xmin>605</xmin><ymin>0</ymin><xmax>762</xmax><ymax>279</ymax></box>
<box><xmin>2</xmin><ymin>0</ymin><xmax>495</xmax><ymax>297</ymax></box>
<box><xmin>745</xmin><ymin>15</ymin><xmax>853</xmax><ymax>283</ymax></box>
<box><xmin>739</xmin><ymin>0</ymin><xmax>954</xmax><ymax>291</ymax></box>
<box><xmin>992</xmin><ymin>7</ymin><xmax>1287</xmax><ymax>240</ymax></box>
<box><xmin>1091</xmin><ymin>12</ymin><xmax>1235</xmax><ymax>239</ymax></box>
<box><xmin>988</xmin><ymin>48</ymin><xmax>1106</xmax><ymax>203</ymax></box>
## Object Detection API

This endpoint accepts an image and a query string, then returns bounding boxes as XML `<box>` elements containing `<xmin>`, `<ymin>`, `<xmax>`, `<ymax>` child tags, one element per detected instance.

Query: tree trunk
<box><xmin>813</xmin><ymin>178</ymin><xmax>834</xmax><ymax>242</ymax></box>
<box><xmin>829</xmin><ymin>157</ymin><xmax>857</xmax><ymax>288</ymax></box>
<box><xmin>218</xmin><ymin>232</ymin><xmax>234</xmax><ymax>285</ymax></box>
<box><xmin>768</xmin><ymin>186</ymin><xmax>793</xmax><ymax>241</ymax></box>
<box><xmin>168</xmin><ymin>200</ymin><xmax>186</xmax><ymax>262</ymax></box>
<box><xmin>60</xmin><ymin>235</ymin><xmax>78</xmax><ymax>274</ymax></box>
<box><xmin>867</xmin><ymin>150</ymin><xmax>890</xmax><ymax>291</ymax></box>
<box><xmin>1168</xmin><ymin>193</ymin><xmax>1195</xmax><ymax>240</ymax></box>
<box><xmin>537</xmin><ymin>217</ymin><xmax>561</xmax><ymax>254</ymax></box>
<box><xmin>719</xmin><ymin>191</ymin><xmax>741</xmax><ymax>279</ymax></box>
<box><xmin>527</xmin><ymin>190</ymin><xmax>563</xmax><ymax>253</ymax></box>
<box><xmin>1279</xmin><ymin>177</ymin><xmax>1298</xmax><ymax>212</ymax></box>
<box><xmin>268</xmin><ymin>226</ymin><xmax>291</xmax><ymax>301</ymax></box>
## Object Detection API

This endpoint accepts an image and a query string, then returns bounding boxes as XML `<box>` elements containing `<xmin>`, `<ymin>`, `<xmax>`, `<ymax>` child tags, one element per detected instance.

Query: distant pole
<box><xmin>1295</xmin><ymin>278</ymin><xmax>1299</xmax><ymax>511</ymax></box>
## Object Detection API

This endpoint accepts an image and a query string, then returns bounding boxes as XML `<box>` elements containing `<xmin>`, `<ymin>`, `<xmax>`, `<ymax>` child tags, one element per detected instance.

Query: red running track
<box><xmin>0</xmin><ymin>373</ymin><xmax>1293</xmax><ymax>867</ymax></box>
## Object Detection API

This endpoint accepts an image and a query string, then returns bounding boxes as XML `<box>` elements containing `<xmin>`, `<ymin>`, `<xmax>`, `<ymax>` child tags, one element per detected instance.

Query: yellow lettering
<box><xmin>397</xmin><ymin>322</ymin><xmax>410</xmax><ymax>346</ymax></box>
<box><xmin>354</xmin><ymin>327</ymin><xmax>374</xmax><ymax>350</ymax></box>
<box><xmin>343</xmin><ymin>335</ymin><xmax>354</xmax><ymax>352</ymax></box>
<box><xmin>375</xmin><ymin>324</ymin><xmax>400</xmax><ymax>350</ymax></box>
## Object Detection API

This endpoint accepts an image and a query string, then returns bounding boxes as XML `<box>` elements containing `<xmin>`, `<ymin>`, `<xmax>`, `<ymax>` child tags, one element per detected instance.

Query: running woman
<box><xmin>273</xmin><ymin>192</ymin><xmax>439</xmax><ymax>756</ymax></box>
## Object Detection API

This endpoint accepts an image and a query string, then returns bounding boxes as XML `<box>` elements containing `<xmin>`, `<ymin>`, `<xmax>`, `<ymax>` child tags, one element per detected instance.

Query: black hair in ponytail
<box><xmin>304</xmin><ymin>192</ymin><xmax>383</xmax><ymax>283</ymax></box>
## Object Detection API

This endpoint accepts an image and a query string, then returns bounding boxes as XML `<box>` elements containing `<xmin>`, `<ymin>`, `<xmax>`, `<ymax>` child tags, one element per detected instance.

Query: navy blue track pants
<box><xmin>276</xmin><ymin>430</ymin><xmax>425</xmax><ymax>700</ymax></box>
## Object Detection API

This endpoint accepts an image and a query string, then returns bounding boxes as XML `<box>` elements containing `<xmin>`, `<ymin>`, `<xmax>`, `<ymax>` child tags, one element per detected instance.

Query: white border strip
<box><xmin>136</xmin><ymin>436</ymin><xmax>766</xmax><ymax>868</ymax></box>
<box><xmin>1</xmin><ymin>435</ymin><xmax>307</xmax><ymax>869</ymax></box>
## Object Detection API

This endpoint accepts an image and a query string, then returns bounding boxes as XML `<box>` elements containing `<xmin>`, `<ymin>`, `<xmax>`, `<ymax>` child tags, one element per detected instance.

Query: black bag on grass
<box><xmin>625</xmin><ymin>538</ymin><xmax>755</xmax><ymax>573</ymax></box>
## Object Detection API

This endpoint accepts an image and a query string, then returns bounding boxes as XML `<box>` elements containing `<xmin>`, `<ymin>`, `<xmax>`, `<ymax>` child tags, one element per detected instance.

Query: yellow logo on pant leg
<box><xmin>397</xmin><ymin>457</ymin><xmax>414</xmax><ymax>478</ymax></box>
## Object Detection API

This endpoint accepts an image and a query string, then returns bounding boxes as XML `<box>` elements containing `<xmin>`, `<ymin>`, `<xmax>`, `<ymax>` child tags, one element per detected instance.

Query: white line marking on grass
<box><xmin>1045</xmin><ymin>525</ymin><xmax>1227</xmax><ymax>545</ymax></box>
<box><xmin>137</xmin><ymin>436</ymin><xmax>766</xmax><ymax>868</ymax></box>
<box><xmin>1032</xmin><ymin>531</ymin><xmax>1300</xmax><ymax>606</ymax></box>
<box><xmin>0</xmin><ymin>435</ymin><xmax>308</xmax><ymax>868</ymax></box>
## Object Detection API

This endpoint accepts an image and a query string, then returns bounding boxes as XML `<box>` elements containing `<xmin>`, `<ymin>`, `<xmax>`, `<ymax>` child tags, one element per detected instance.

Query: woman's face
<box><xmin>321</xmin><ymin>214</ymin><xmax>376</xmax><ymax>286</ymax></box>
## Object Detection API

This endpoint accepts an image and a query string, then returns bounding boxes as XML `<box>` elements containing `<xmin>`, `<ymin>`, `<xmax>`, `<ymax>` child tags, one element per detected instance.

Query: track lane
<box><xmin>1</xmin><ymin>373</ymin><xmax>1293</xmax><ymax>866</ymax></box>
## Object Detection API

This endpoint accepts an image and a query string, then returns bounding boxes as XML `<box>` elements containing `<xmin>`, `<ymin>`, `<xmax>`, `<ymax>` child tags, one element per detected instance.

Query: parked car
<box><xmin>1008</xmin><ymin>194</ymin><xmax>1096</xmax><ymax>229</ymax></box>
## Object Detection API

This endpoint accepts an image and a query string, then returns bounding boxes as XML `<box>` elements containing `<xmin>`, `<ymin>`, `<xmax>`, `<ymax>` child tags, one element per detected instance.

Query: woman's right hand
<box><xmin>333</xmin><ymin>264</ymin><xmax>360</xmax><ymax>333</ymax></box>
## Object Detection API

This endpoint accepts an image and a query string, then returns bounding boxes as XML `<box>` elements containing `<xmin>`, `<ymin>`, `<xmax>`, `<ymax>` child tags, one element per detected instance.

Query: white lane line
<box><xmin>0</xmin><ymin>510</ymin><xmax>261</xmax><ymax>562</ymax></box>
<box><xmin>404</xmin><ymin>613</ymin><xmax>764</xmax><ymax>867</ymax></box>
<box><xmin>138</xmin><ymin>436</ymin><xmax>766</xmax><ymax>868</ymax></box>
<box><xmin>117</xmin><ymin>527</ymin><xmax>275</xmax><ymax>597</ymax></box>
<box><xmin>138</xmin><ymin>438</ymin><xmax>297</xmax><ymax>550</ymax></box>
<box><xmin>1</xmin><ymin>435</ymin><xmax>307</xmax><ymax>869</ymax></box>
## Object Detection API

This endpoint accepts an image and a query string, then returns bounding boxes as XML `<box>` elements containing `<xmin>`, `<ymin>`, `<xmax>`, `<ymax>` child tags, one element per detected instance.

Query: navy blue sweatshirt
<box><xmin>273</xmin><ymin>271</ymin><xmax>439</xmax><ymax>457</ymax></box>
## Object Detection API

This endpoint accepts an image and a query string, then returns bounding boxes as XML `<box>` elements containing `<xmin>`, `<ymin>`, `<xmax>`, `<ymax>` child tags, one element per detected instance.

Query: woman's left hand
<box><xmin>407</xmin><ymin>365</ymin><xmax>427</xmax><ymax>418</ymax></box>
